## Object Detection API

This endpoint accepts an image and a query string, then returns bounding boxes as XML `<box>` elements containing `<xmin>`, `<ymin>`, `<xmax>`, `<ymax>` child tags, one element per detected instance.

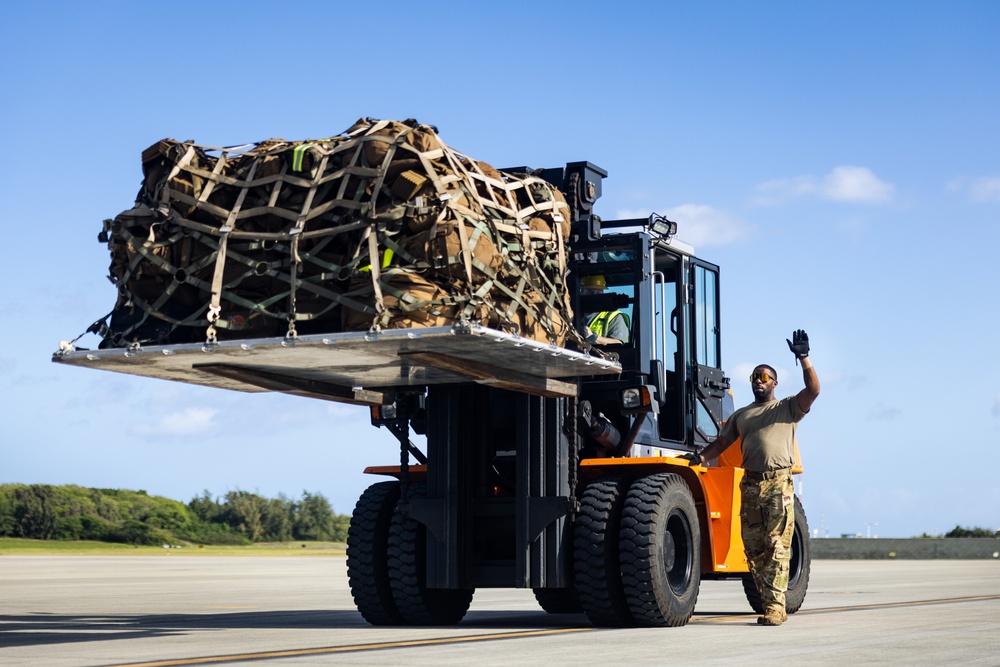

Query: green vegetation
<box><xmin>943</xmin><ymin>525</ymin><xmax>997</xmax><ymax>538</ymax></box>
<box><xmin>915</xmin><ymin>526</ymin><xmax>998</xmax><ymax>538</ymax></box>
<box><xmin>0</xmin><ymin>484</ymin><xmax>349</xmax><ymax>547</ymax></box>
<box><xmin>0</xmin><ymin>537</ymin><xmax>346</xmax><ymax>556</ymax></box>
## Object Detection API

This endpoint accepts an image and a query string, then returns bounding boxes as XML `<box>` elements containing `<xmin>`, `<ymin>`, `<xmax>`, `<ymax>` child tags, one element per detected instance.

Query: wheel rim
<box><xmin>664</xmin><ymin>509</ymin><xmax>693</xmax><ymax>594</ymax></box>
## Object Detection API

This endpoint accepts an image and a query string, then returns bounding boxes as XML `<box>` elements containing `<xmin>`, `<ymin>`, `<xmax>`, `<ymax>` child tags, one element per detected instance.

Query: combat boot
<box><xmin>757</xmin><ymin>606</ymin><xmax>787</xmax><ymax>626</ymax></box>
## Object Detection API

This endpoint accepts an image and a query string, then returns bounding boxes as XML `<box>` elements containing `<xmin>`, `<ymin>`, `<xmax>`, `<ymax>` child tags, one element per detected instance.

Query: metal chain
<box><xmin>568</xmin><ymin>394</ymin><xmax>580</xmax><ymax>517</ymax></box>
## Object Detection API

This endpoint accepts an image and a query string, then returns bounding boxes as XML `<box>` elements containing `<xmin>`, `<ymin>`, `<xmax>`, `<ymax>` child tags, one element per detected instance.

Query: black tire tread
<box><xmin>573</xmin><ymin>477</ymin><xmax>633</xmax><ymax>626</ymax></box>
<box><xmin>388</xmin><ymin>484</ymin><xmax>474</xmax><ymax>625</ymax></box>
<box><xmin>619</xmin><ymin>473</ymin><xmax>701</xmax><ymax>627</ymax></box>
<box><xmin>346</xmin><ymin>481</ymin><xmax>402</xmax><ymax>625</ymax></box>
<box><xmin>532</xmin><ymin>587</ymin><xmax>583</xmax><ymax>614</ymax></box>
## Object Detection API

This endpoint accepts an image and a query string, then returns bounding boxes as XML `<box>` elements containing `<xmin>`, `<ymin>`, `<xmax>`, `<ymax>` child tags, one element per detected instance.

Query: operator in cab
<box><xmin>580</xmin><ymin>274</ymin><xmax>629</xmax><ymax>345</ymax></box>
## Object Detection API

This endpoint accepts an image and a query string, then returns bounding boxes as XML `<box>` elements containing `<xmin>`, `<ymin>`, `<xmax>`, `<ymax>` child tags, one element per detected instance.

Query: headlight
<box><xmin>370</xmin><ymin>403</ymin><xmax>398</xmax><ymax>422</ymax></box>
<box><xmin>619</xmin><ymin>386</ymin><xmax>652</xmax><ymax>412</ymax></box>
<box><xmin>649</xmin><ymin>213</ymin><xmax>678</xmax><ymax>239</ymax></box>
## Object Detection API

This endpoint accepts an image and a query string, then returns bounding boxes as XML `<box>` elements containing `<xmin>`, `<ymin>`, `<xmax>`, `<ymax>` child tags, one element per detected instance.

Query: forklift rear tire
<box><xmin>742</xmin><ymin>494</ymin><xmax>811</xmax><ymax>614</ymax></box>
<box><xmin>619</xmin><ymin>473</ymin><xmax>701</xmax><ymax>627</ymax></box>
<box><xmin>532</xmin><ymin>588</ymin><xmax>583</xmax><ymax>614</ymax></box>
<box><xmin>346</xmin><ymin>481</ymin><xmax>403</xmax><ymax>625</ymax></box>
<box><xmin>388</xmin><ymin>484</ymin><xmax>474</xmax><ymax>625</ymax></box>
<box><xmin>573</xmin><ymin>476</ymin><xmax>634</xmax><ymax>626</ymax></box>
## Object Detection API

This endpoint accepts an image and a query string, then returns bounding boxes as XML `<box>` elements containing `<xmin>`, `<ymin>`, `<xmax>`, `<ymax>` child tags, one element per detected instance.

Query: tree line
<box><xmin>0</xmin><ymin>484</ymin><xmax>349</xmax><ymax>546</ymax></box>
<box><xmin>943</xmin><ymin>525</ymin><xmax>997</xmax><ymax>538</ymax></box>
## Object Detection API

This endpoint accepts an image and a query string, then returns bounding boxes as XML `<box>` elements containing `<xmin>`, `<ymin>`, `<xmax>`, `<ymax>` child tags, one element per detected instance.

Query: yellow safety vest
<box><xmin>588</xmin><ymin>311</ymin><xmax>630</xmax><ymax>342</ymax></box>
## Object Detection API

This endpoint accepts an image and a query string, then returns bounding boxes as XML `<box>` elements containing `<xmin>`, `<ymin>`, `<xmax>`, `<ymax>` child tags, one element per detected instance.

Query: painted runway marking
<box><xmin>691</xmin><ymin>593</ymin><xmax>1000</xmax><ymax>623</ymax></box>
<box><xmin>105</xmin><ymin>628</ymin><xmax>596</xmax><ymax>667</ymax></box>
<box><xmin>106</xmin><ymin>595</ymin><xmax>1000</xmax><ymax>666</ymax></box>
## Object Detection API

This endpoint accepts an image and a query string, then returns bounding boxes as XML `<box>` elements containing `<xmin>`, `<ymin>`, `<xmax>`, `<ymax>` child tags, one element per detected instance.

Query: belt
<box><xmin>743</xmin><ymin>468</ymin><xmax>791</xmax><ymax>481</ymax></box>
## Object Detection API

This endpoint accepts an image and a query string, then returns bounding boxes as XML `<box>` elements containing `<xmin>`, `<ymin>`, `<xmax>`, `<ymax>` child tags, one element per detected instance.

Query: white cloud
<box><xmin>823</xmin><ymin>166</ymin><xmax>895</xmax><ymax>202</ymax></box>
<box><xmin>954</xmin><ymin>176</ymin><xmax>1000</xmax><ymax>203</ymax></box>
<box><xmin>132</xmin><ymin>407</ymin><xmax>218</xmax><ymax>437</ymax></box>
<box><xmin>970</xmin><ymin>178</ymin><xmax>1000</xmax><ymax>202</ymax></box>
<box><xmin>823</xmin><ymin>371</ymin><xmax>868</xmax><ymax>390</ymax></box>
<box><xmin>615</xmin><ymin>204</ymin><xmax>752</xmax><ymax>247</ymax></box>
<box><xmin>866</xmin><ymin>402</ymin><xmax>902</xmax><ymax>421</ymax></box>
<box><xmin>753</xmin><ymin>166</ymin><xmax>895</xmax><ymax>205</ymax></box>
<box><xmin>993</xmin><ymin>393</ymin><xmax>1000</xmax><ymax>417</ymax></box>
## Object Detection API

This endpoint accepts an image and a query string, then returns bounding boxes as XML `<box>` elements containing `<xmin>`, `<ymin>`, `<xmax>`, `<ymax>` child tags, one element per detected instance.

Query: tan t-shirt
<box><xmin>719</xmin><ymin>396</ymin><xmax>806</xmax><ymax>472</ymax></box>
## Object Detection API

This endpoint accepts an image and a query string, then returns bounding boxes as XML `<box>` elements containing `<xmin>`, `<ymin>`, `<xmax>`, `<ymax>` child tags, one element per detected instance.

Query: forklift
<box><xmin>349</xmin><ymin>162</ymin><xmax>811</xmax><ymax>627</ymax></box>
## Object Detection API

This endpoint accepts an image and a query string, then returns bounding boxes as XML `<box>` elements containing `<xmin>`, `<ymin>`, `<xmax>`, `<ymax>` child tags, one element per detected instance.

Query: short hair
<box><xmin>755</xmin><ymin>364</ymin><xmax>778</xmax><ymax>381</ymax></box>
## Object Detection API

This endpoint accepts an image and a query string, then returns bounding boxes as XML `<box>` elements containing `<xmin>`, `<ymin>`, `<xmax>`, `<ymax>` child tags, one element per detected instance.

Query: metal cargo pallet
<box><xmin>53</xmin><ymin>324</ymin><xmax>621</xmax><ymax>404</ymax></box>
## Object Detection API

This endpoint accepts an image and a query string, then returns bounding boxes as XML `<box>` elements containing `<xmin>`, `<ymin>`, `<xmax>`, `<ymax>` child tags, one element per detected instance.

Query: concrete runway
<box><xmin>1</xmin><ymin>556</ymin><xmax>998</xmax><ymax>666</ymax></box>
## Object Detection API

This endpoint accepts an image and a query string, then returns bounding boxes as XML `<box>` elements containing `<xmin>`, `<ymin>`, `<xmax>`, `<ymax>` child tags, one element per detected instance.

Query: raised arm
<box><xmin>796</xmin><ymin>356</ymin><xmax>820</xmax><ymax>413</ymax></box>
<box><xmin>788</xmin><ymin>329</ymin><xmax>820</xmax><ymax>413</ymax></box>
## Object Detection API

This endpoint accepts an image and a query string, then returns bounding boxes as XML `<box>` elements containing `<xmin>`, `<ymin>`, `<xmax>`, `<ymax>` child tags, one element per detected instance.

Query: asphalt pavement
<box><xmin>1</xmin><ymin>556</ymin><xmax>998</xmax><ymax>666</ymax></box>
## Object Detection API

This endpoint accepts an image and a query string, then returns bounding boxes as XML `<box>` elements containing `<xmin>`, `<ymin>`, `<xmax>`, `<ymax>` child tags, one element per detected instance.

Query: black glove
<box><xmin>787</xmin><ymin>329</ymin><xmax>810</xmax><ymax>361</ymax></box>
<box><xmin>679</xmin><ymin>452</ymin><xmax>702</xmax><ymax>466</ymax></box>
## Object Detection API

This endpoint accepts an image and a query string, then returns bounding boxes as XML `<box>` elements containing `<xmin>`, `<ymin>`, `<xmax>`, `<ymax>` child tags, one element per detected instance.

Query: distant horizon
<box><xmin>3</xmin><ymin>481</ymin><xmax>996</xmax><ymax>540</ymax></box>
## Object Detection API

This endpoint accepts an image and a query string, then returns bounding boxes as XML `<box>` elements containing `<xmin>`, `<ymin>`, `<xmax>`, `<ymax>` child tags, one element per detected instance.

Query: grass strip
<box><xmin>0</xmin><ymin>538</ymin><xmax>345</xmax><ymax>557</ymax></box>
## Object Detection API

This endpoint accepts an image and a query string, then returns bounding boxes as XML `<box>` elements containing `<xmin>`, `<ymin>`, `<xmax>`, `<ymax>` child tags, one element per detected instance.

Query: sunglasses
<box><xmin>750</xmin><ymin>372</ymin><xmax>775</xmax><ymax>383</ymax></box>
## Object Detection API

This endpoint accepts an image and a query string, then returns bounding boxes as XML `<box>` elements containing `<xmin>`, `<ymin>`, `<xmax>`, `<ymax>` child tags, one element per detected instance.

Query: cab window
<box><xmin>693</xmin><ymin>265</ymin><xmax>719</xmax><ymax>369</ymax></box>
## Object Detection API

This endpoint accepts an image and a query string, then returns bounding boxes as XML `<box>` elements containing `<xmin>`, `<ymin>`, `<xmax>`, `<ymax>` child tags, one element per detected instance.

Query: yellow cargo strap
<box><xmin>291</xmin><ymin>143</ymin><xmax>316</xmax><ymax>172</ymax></box>
<box><xmin>358</xmin><ymin>248</ymin><xmax>394</xmax><ymax>273</ymax></box>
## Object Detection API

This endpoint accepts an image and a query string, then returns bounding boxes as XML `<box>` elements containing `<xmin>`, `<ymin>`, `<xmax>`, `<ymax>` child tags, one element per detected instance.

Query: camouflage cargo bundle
<box><xmin>99</xmin><ymin>118</ymin><xmax>576</xmax><ymax>349</ymax></box>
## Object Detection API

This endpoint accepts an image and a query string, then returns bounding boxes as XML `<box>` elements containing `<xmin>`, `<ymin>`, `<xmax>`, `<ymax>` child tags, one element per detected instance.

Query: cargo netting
<box><xmin>96</xmin><ymin>118</ymin><xmax>579</xmax><ymax>349</ymax></box>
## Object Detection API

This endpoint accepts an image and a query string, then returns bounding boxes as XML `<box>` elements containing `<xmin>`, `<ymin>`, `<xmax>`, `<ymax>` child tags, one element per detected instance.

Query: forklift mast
<box><xmin>384</xmin><ymin>162</ymin><xmax>732</xmax><ymax>593</ymax></box>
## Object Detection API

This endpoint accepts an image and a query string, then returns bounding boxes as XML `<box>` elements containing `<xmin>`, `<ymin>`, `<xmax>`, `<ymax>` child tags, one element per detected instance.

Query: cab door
<box><xmin>689</xmin><ymin>259</ymin><xmax>729</xmax><ymax>445</ymax></box>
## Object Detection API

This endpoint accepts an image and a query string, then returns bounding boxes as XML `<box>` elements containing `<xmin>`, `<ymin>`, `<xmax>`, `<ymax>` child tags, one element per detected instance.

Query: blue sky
<box><xmin>2</xmin><ymin>1</ymin><xmax>998</xmax><ymax>537</ymax></box>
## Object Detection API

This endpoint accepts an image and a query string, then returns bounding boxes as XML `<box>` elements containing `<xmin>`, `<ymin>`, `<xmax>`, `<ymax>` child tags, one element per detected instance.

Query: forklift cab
<box><xmin>574</xmin><ymin>217</ymin><xmax>731</xmax><ymax>455</ymax></box>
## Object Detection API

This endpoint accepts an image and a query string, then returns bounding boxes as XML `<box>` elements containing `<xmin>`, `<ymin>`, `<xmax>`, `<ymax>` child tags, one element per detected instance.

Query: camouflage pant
<box><xmin>740</xmin><ymin>472</ymin><xmax>795</xmax><ymax>614</ymax></box>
